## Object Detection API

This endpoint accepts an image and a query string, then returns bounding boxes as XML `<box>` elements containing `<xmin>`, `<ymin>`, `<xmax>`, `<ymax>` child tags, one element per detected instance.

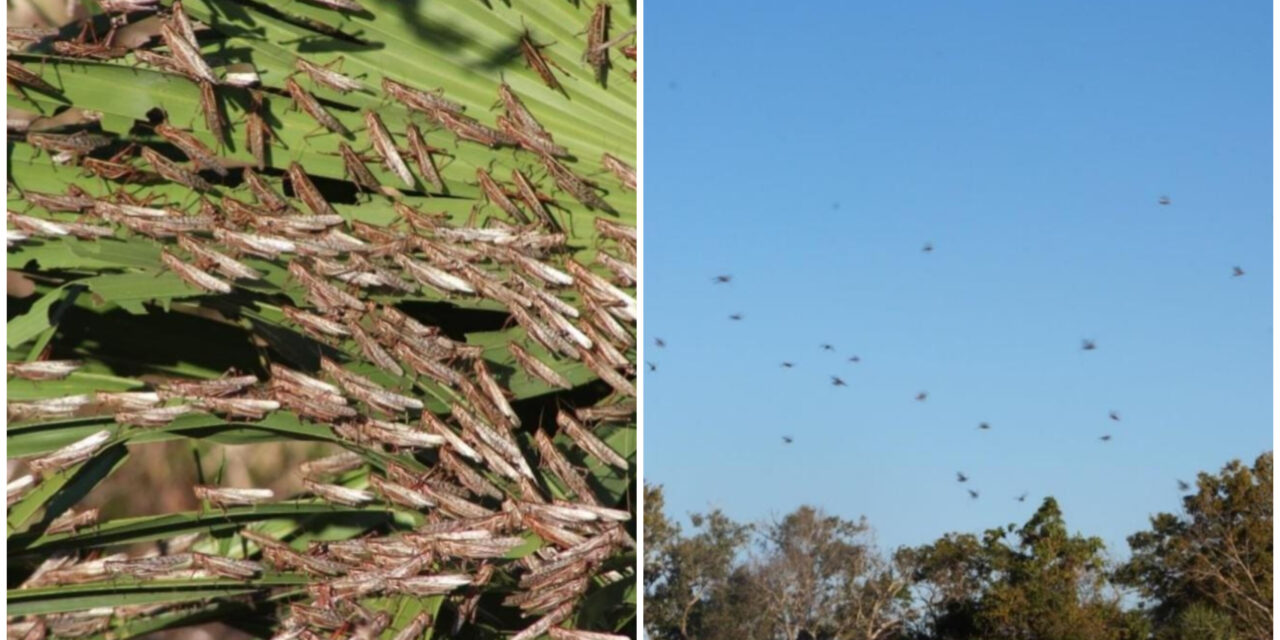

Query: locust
<box><xmin>242</xmin><ymin>168</ymin><xmax>293</xmax><ymax>213</ymax></box>
<box><xmin>192</xmin><ymin>397</ymin><xmax>280</xmax><ymax>420</ymax></box>
<box><xmin>9</xmin><ymin>394</ymin><xmax>93</xmax><ymax>422</ymax></box>
<box><xmin>435</xmin><ymin>110</ymin><xmax>517</xmax><ymax>148</ymax></box>
<box><xmin>476</xmin><ymin>168</ymin><xmax>530</xmax><ymax>224</ymax></box>
<box><xmin>391</xmin><ymin>613</ymin><xmax>434</xmax><ymax>640</ymax></box>
<box><xmin>157</xmin><ymin>375</ymin><xmax>260</xmax><ymax>397</ymax></box>
<box><xmin>161</xmin><ymin>249</ymin><xmax>232</xmax><ymax>293</ymax></box>
<box><xmin>288</xmin><ymin>262</ymin><xmax>363</xmax><ymax>312</ymax></box>
<box><xmin>94</xmin><ymin>391</ymin><xmax>162</xmax><ymax>411</ymax></box>
<box><xmin>336</xmin><ymin>142</ymin><xmax>382</xmax><ymax>193</ymax></box>
<box><xmin>368</xmin><ymin>474</ymin><xmax>435</xmax><ymax>509</ymax></box>
<box><xmin>381</xmin><ymin>77</ymin><xmax>466</xmax><ymax>115</ymax></box>
<box><xmin>303</xmin><ymin>479</ymin><xmax>374</xmax><ymax>506</ymax></box>
<box><xmin>439</xmin><ymin>449</ymin><xmax>503</xmax><ymax>499</ymax></box>
<box><xmin>579</xmin><ymin>349</ymin><xmax>635</xmax><ymax>397</ymax></box>
<box><xmin>557</xmin><ymin>411</ymin><xmax>628</xmax><ymax>469</ymax></box>
<box><xmin>506</xmin><ymin>249</ymin><xmax>574</xmax><ymax>287</ymax></box>
<box><xmin>584</xmin><ymin>2</ymin><xmax>611</xmax><ymax>84</ymax></box>
<box><xmin>287</xmin><ymin>162</ymin><xmax>340</xmax><ymax>216</ymax></box>
<box><xmin>593</xmin><ymin>217</ymin><xmax>636</xmax><ymax>244</ymax></box>
<box><xmin>27</xmin><ymin>131</ymin><xmax>112</xmax><ymax>156</ymax></box>
<box><xmin>364</xmin><ymin>111</ymin><xmax>414</xmax><ymax>187</ymax></box>
<box><xmin>393</xmin><ymin>254</ymin><xmax>475</xmax><ymax>294</ymax></box>
<box><xmin>27</xmin><ymin>430</ymin><xmax>112</xmax><ymax>474</ymax></box>
<box><xmin>422</xmin><ymin>412</ymin><xmax>483</xmax><ymax>463</ymax></box>
<box><xmin>159</xmin><ymin>21</ymin><xmax>216</xmax><ymax>83</ymax></box>
<box><xmin>192</xmin><ymin>553</ymin><xmax>261</xmax><ymax>579</ymax></box>
<box><xmin>285</xmin><ymin>77</ymin><xmax>350</xmax><ymax>136</ymax></box>
<box><xmin>7</xmin><ymin>475</ymin><xmax>37</xmax><ymax>506</ymax></box>
<box><xmin>321</xmin><ymin>357</ymin><xmax>424</xmax><ymax>412</ymax></box>
<box><xmin>498</xmin><ymin>116</ymin><xmax>570</xmax><ymax>158</ymax></box>
<box><xmin>8</xmin><ymin>211</ymin><xmax>69</xmax><ymax>237</ymax></box>
<box><xmin>519</xmin><ymin>30</ymin><xmax>567</xmax><ymax>96</ymax></box>
<box><xmin>386</xmin><ymin>574</ymin><xmax>473</xmax><ymax>597</ymax></box>
<box><xmin>193</xmin><ymin>485</ymin><xmax>274</xmax><ymax>508</ymax></box>
<box><xmin>601</xmin><ymin>153</ymin><xmax>635</xmax><ymax>190</ymax></box>
<box><xmin>538</xmin><ymin>152</ymin><xmax>616</xmax><ymax>213</ymax></box>
<box><xmin>53</xmin><ymin>37</ymin><xmax>127</xmax><ymax>60</ymax></box>
<box><xmin>8</xmin><ymin>26</ymin><xmax>58</xmax><ymax>49</ymax></box>
<box><xmin>510</xmin><ymin>602</ymin><xmax>574</xmax><ymax>640</ymax></box>
<box><xmin>550</xmin><ymin>630</ymin><xmax>630</xmax><ymax>640</ymax></box>
<box><xmin>507</xmin><ymin>342</ymin><xmax>572</xmax><ymax>389</ymax></box>
<box><xmin>299</xmin><ymin>451</ymin><xmax>363</xmax><ymax>479</ymax></box>
<box><xmin>452</xmin><ymin>403</ymin><xmax>529</xmax><ymax>475</ymax></box>
<box><xmin>533</xmin><ymin>429</ymin><xmax>598</xmax><ymax>505</ymax></box>
<box><xmin>511</xmin><ymin>169</ymin><xmax>561</xmax><ymax>232</ymax></box>
<box><xmin>141</xmin><ymin>147</ymin><xmax>212</xmax><ymax>191</ymax></box>
<box><xmin>302</xmin><ymin>0</ymin><xmax>366</xmax><ymax>12</ymax></box>
<box><xmin>8</xmin><ymin>59</ymin><xmax>59</xmax><ymax>94</ymax></box>
<box><xmin>155</xmin><ymin>123</ymin><xmax>227</xmax><ymax>175</ymax></box>
<box><xmin>594</xmin><ymin>250</ymin><xmax>635</xmax><ymax>285</ymax></box>
<box><xmin>46</xmin><ymin>508</ymin><xmax>101</xmax><ymax>535</ymax></box>
<box><xmin>281</xmin><ymin>305</ymin><xmax>350</xmax><ymax>337</ymax></box>
<box><xmin>244</xmin><ymin>92</ymin><xmax>280</xmax><ymax>170</ymax></box>
<box><xmin>24</xmin><ymin>186</ymin><xmax>96</xmax><ymax>213</ymax></box>
<box><xmin>7</xmin><ymin>360</ymin><xmax>83</xmax><ymax>381</ymax></box>
<box><xmin>103</xmin><ymin>554</ymin><xmax>192</xmax><ymax>579</ymax></box>
<box><xmin>114</xmin><ymin>403</ymin><xmax>197</xmax><ymax>426</ymax></box>
<box><xmin>132</xmin><ymin>49</ymin><xmax>186</xmax><ymax>75</ymax></box>
<box><xmin>497</xmin><ymin>82</ymin><xmax>552</xmax><ymax>138</ymax></box>
<box><xmin>213</xmin><ymin>228</ymin><xmax>296</xmax><ymax>259</ymax></box>
<box><xmin>405</xmin><ymin>123</ymin><xmax>447</xmax><ymax>193</ymax></box>
<box><xmin>294</xmin><ymin>56</ymin><xmax>363</xmax><ymax>93</ymax></box>
<box><xmin>392</xmin><ymin>343</ymin><xmax>463</xmax><ymax>388</ymax></box>
<box><xmin>361</xmin><ymin>418</ymin><xmax>445</xmax><ymax>449</ymax></box>
<box><xmin>473</xmin><ymin>358</ymin><xmax>519</xmax><ymax>427</ymax></box>
<box><xmin>179</xmin><ymin>235</ymin><xmax>262</xmax><ymax>280</ymax></box>
<box><xmin>82</xmin><ymin>146</ymin><xmax>148</xmax><ymax>183</ymax></box>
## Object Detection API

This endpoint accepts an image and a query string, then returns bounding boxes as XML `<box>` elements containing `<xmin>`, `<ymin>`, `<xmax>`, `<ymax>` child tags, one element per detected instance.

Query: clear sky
<box><xmin>643</xmin><ymin>2</ymin><xmax>1272</xmax><ymax>556</ymax></box>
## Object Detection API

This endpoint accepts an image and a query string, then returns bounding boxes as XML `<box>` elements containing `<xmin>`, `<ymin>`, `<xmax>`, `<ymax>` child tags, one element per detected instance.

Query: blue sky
<box><xmin>643</xmin><ymin>2</ymin><xmax>1272</xmax><ymax>556</ymax></box>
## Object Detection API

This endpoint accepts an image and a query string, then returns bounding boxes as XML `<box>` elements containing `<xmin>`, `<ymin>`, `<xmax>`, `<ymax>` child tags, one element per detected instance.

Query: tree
<box><xmin>1117</xmin><ymin>453</ymin><xmax>1273</xmax><ymax>640</ymax></box>
<box><xmin>905</xmin><ymin>498</ymin><xmax>1146</xmax><ymax>640</ymax></box>
<box><xmin>749</xmin><ymin>506</ymin><xmax>913</xmax><ymax>640</ymax></box>
<box><xmin>645</xmin><ymin>485</ymin><xmax>753</xmax><ymax>640</ymax></box>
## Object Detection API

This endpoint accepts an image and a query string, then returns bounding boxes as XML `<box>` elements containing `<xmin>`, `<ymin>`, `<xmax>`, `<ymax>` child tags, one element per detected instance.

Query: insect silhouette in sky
<box><xmin>831</xmin><ymin>376</ymin><xmax>847</xmax><ymax>387</ymax></box>
<box><xmin>1109</xmin><ymin>411</ymin><xmax>1121</xmax><ymax>421</ymax></box>
<box><xmin>968</xmin><ymin>489</ymin><xmax>979</xmax><ymax>499</ymax></box>
<box><xmin>1158</xmin><ymin>195</ymin><xmax>1171</xmax><ymax>205</ymax></box>
<box><xmin>1082</xmin><ymin>339</ymin><xmax>1097</xmax><ymax>351</ymax></box>
<box><xmin>848</xmin><ymin>355</ymin><xmax>861</xmax><ymax>363</ymax></box>
<box><xmin>916</xmin><ymin>391</ymin><xmax>928</xmax><ymax>402</ymax></box>
<box><xmin>1177</xmin><ymin>479</ymin><xmax>1191</xmax><ymax>491</ymax></box>
<box><xmin>1233</xmin><ymin>266</ymin><xmax>1245</xmax><ymax>277</ymax></box>
<box><xmin>922</xmin><ymin>242</ymin><xmax>934</xmax><ymax>253</ymax></box>
<box><xmin>728</xmin><ymin>313</ymin><xmax>743</xmax><ymax>321</ymax></box>
<box><xmin>655</xmin><ymin>337</ymin><xmax>666</xmax><ymax>347</ymax></box>
<box><xmin>821</xmin><ymin>344</ymin><xmax>835</xmax><ymax>351</ymax></box>
<box><xmin>956</xmin><ymin>472</ymin><xmax>968</xmax><ymax>483</ymax></box>
<box><xmin>713</xmin><ymin>274</ymin><xmax>732</xmax><ymax>284</ymax></box>
<box><xmin>1016</xmin><ymin>492</ymin><xmax>1028</xmax><ymax>503</ymax></box>
<box><xmin>781</xmin><ymin>362</ymin><xmax>795</xmax><ymax>368</ymax></box>
<box><xmin>646</xmin><ymin>362</ymin><xmax>657</xmax><ymax>372</ymax></box>
<box><xmin>978</xmin><ymin>422</ymin><xmax>991</xmax><ymax>431</ymax></box>
<box><xmin>782</xmin><ymin>436</ymin><xmax>793</xmax><ymax>444</ymax></box>
<box><xmin>1100</xmin><ymin>435</ymin><xmax>1112</xmax><ymax>442</ymax></box>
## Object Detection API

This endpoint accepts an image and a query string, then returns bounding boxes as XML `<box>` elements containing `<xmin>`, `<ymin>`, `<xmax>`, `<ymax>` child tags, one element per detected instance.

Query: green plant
<box><xmin>7</xmin><ymin>1</ymin><xmax>636</xmax><ymax>638</ymax></box>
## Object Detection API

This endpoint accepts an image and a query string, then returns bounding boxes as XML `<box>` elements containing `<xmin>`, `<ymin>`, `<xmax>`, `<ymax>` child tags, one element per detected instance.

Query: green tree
<box><xmin>644</xmin><ymin>484</ymin><xmax>753</xmax><ymax>640</ymax></box>
<box><xmin>906</xmin><ymin>498</ymin><xmax>1146</xmax><ymax>640</ymax></box>
<box><xmin>1117</xmin><ymin>453</ymin><xmax>1272</xmax><ymax>640</ymax></box>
